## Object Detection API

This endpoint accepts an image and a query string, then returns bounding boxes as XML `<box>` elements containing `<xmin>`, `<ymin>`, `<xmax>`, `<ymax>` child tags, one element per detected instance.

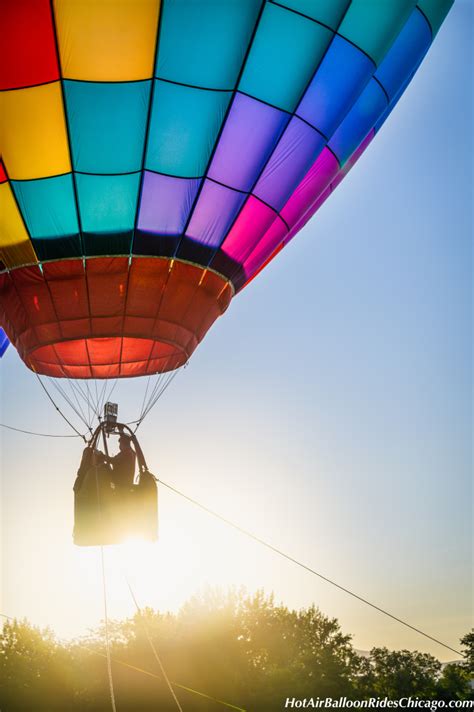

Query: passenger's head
<box><xmin>118</xmin><ymin>433</ymin><xmax>132</xmax><ymax>451</ymax></box>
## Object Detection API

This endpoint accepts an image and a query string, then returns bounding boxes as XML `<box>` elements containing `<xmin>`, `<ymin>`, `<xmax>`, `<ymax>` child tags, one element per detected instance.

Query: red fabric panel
<box><xmin>86</xmin><ymin>337</ymin><xmax>121</xmax><ymax>366</ymax></box>
<box><xmin>127</xmin><ymin>258</ymin><xmax>170</xmax><ymax>318</ymax></box>
<box><xmin>0</xmin><ymin>162</ymin><xmax>7</xmax><ymax>183</ymax></box>
<box><xmin>0</xmin><ymin>257</ymin><xmax>233</xmax><ymax>378</ymax></box>
<box><xmin>87</xmin><ymin>258</ymin><xmax>129</xmax><ymax>317</ymax></box>
<box><xmin>1</xmin><ymin>0</ymin><xmax>59</xmax><ymax>90</ymax></box>
<box><xmin>10</xmin><ymin>265</ymin><xmax>56</xmax><ymax>326</ymax></box>
<box><xmin>43</xmin><ymin>259</ymin><xmax>89</xmax><ymax>321</ymax></box>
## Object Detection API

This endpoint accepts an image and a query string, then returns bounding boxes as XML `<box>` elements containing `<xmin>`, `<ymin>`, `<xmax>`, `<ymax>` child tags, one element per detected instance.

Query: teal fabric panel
<box><xmin>417</xmin><ymin>0</ymin><xmax>454</xmax><ymax>36</ymax></box>
<box><xmin>145</xmin><ymin>80</ymin><xmax>231</xmax><ymax>177</ymax></box>
<box><xmin>338</xmin><ymin>0</ymin><xmax>416</xmax><ymax>65</ymax></box>
<box><xmin>274</xmin><ymin>0</ymin><xmax>349</xmax><ymax>29</ymax></box>
<box><xmin>76</xmin><ymin>173</ymin><xmax>140</xmax><ymax>233</ymax></box>
<box><xmin>239</xmin><ymin>3</ymin><xmax>333</xmax><ymax>112</ymax></box>
<box><xmin>12</xmin><ymin>174</ymin><xmax>79</xmax><ymax>239</ymax></box>
<box><xmin>156</xmin><ymin>0</ymin><xmax>260</xmax><ymax>89</ymax></box>
<box><xmin>64</xmin><ymin>80</ymin><xmax>151</xmax><ymax>173</ymax></box>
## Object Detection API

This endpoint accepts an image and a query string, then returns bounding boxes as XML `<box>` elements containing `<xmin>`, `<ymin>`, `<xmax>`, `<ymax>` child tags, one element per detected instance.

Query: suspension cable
<box><xmin>35</xmin><ymin>375</ymin><xmax>87</xmax><ymax>441</ymax></box>
<box><xmin>125</xmin><ymin>575</ymin><xmax>184</xmax><ymax>712</ymax></box>
<box><xmin>46</xmin><ymin>377</ymin><xmax>90</xmax><ymax>430</ymax></box>
<box><xmin>134</xmin><ymin>366</ymin><xmax>182</xmax><ymax>432</ymax></box>
<box><xmin>155</xmin><ymin>476</ymin><xmax>463</xmax><ymax>658</ymax></box>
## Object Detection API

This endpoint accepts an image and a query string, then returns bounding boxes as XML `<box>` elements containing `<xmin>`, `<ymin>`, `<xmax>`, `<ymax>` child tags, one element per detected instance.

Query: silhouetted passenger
<box><xmin>106</xmin><ymin>433</ymin><xmax>136</xmax><ymax>489</ymax></box>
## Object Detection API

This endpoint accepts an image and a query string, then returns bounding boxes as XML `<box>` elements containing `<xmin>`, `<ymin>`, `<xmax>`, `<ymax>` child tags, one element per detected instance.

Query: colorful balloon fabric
<box><xmin>0</xmin><ymin>0</ymin><xmax>452</xmax><ymax>378</ymax></box>
<box><xmin>0</xmin><ymin>328</ymin><xmax>9</xmax><ymax>358</ymax></box>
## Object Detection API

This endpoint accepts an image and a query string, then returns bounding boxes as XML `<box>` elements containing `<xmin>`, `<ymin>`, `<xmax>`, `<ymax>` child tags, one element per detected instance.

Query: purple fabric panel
<box><xmin>280</xmin><ymin>147</ymin><xmax>339</xmax><ymax>229</ymax></box>
<box><xmin>208</xmin><ymin>93</ymin><xmax>288</xmax><ymax>192</ymax></box>
<box><xmin>185</xmin><ymin>180</ymin><xmax>246</xmax><ymax>248</ymax></box>
<box><xmin>243</xmin><ymin>216</ymin><xmax>288</xmax><ymax>280</ymax></box>
<box><xmin>253</xmin><ymin>117</ymin><xmax>326</xmax><ymax>212</ymax></box>
<box><xmin>138</xmin><ymin>171</ymin><xmax>201</xmax><ymax>235</ymax></box>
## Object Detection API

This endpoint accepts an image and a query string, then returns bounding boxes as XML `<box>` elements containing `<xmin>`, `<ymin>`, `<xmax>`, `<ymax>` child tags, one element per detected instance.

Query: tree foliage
<box><xmin>0</xmin><ymin>592</ymin><xmax>471</xmax><ymax>711</ymax></box>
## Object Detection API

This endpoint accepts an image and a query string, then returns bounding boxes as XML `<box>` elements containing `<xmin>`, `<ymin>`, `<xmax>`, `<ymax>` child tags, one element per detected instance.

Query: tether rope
<box><xmin>0</xmin><ymin>422</ymin><xmax>82</xmax><ymax>438</ymax></box>
<box><xmin>100</xmin><ymin>546</ymin><xmax>118</xmax><ymax>712</ymax></box>
<box><xmin>93</xmin><ymin>457</ymin><xmax>118</xmax><ymax>712</ymax></box>
<box><xmin>125</xmin><ymin>575</ymin><xmax>184</xmax><ymax>712</ymax></box>
<box><xmin>155</xmin><ymin>476</ymin><xmax>463</xmax><ymax>658</ymax></box>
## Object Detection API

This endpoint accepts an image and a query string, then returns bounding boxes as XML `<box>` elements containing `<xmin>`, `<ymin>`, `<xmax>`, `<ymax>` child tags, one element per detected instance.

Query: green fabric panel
<box><xmin>417</xmin><ymin>0</ymin><xmax>454</xmax><ymax>36</ymax></box>
<box><xmin>338</xmin><ymin>0</ymin><xmax>417</xmax><ymax>65</ymax></box>
<box><xmin>76</xmin><ymin>173</ymin><xmax>140</xmax><ymax>234</ymax></box>
<box><xmin>156</xmin><ymin>0</ymin><xmax>260</xmax><ymax>89</ymax></box>
<box><xmin>64</xmin><ymin>80</ymin><xmax>151</xmax><ymax>173</ymax></box>
<box><xmin>239</xmin><ymin>3</ymin><xmax>333</xmax><ymax>112</ymax></box>
<box><xmin>274</xmin><ymin>0</ymin><xmax>349</xmax><ymax>29</ymax></box>
<box><xmin>12</xmin><ymin>174</ymin><xmax>78</xmax><ymax>240</ymax></box>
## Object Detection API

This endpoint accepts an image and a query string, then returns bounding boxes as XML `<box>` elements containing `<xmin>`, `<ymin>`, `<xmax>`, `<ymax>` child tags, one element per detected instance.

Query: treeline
<box><xmin>0</xmin><ymin>590</ymin><xmax>472</xmax><ymax>711</ymax></box>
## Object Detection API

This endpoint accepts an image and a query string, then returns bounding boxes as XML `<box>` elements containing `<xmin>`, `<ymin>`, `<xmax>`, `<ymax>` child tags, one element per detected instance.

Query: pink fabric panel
<box><xmin>221</xmin><ymin>196</ymin><xmax>278</xmax><ymax>264</ymax></box>
<box><xmin>280</xmin><ymin>147</ymin><xmax>339</xmax><ymax>229</ymax></box>
<box><xmin>284</xmin><ymin>130</ymin><xmax>375</xmax><ymax>245</ymax></box>
<box><xmin>284</xmin><ymin>185</ymin><xmax>332</xmax><ymax>245</ymax></box>
<box><xmin>242</xmin><ymin>216</ymin><xmax>288</xmax><ymax>280</ymax></box>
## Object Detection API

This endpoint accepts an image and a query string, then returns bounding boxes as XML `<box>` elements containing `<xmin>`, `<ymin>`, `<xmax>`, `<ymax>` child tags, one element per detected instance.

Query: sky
<box><xmin>1</xmin><ymin>2</ymin><xmax>472</xmax><ymax>663</ymax></box>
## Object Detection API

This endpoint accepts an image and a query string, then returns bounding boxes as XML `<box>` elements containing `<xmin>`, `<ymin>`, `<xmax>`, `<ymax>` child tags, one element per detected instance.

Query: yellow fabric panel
<box><xmin>1</xmin><ymin>83</ymin><xmax>71</xmax><ymax>180</ymax></box>
<box><xmin>54</xmin><ymin>0</ymin><xmax>161</xmax><ymax>81</ymax></box>
<box><xmin>0</xmin><ymin>183</ymin><xmax>38</xmax><ymax>268</ymax></box>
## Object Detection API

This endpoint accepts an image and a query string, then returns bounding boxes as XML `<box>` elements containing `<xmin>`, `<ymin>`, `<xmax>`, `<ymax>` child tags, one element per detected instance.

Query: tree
<box><xmin>0</xmin><ymin>598</ymin><xmax>471</xmax><ymax>710</ymax></box>
<box><xmin>0</xmin><ymin>619</ymin><xmax>74</xmax><ymax>711</ymax></box>
<box><xmin>461</xmin><ymin>630</ymin><xmax>474</xmax><ymax>674</ymax></box>
<box><xmin>360</xmin><ymin>647</ymin><xmax>441</xmax><ymax>698</ymax></box>
<box><xmin>436</xmin><ymin>663</ymin><xmax>471</xmax><ymax>701</ymax></box>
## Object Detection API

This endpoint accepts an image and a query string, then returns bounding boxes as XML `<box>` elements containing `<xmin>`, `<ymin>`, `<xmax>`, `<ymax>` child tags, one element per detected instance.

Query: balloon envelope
<box><xmin>0</xmin><ymin>0</ymin><xmax>452</xmax><ymax>378</ymax></box>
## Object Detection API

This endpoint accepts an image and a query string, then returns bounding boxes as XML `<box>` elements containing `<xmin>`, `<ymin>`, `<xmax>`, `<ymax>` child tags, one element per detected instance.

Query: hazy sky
<box><xmin>1</xmin><ymin>2</ymin><xmax>471</xmax><ymax>663</ymax></box>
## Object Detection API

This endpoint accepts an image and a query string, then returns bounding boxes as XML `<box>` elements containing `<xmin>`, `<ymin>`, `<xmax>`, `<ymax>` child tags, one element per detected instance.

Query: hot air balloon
<box><xmin>0</xmin><ymin>0</ymin><xmax>453</xmax><ymax>544</ymax></box>
<box><xmin>0</xmin><ymin>0</ymin><xmax>453</xmax><ymax>380</ymax></box>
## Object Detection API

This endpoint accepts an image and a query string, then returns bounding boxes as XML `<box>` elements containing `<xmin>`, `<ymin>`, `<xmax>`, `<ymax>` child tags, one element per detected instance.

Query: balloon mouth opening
<box><xmin>26</xmin><ymin>336</ymin><xmax>188</xmax><ymax>379</ymax></box>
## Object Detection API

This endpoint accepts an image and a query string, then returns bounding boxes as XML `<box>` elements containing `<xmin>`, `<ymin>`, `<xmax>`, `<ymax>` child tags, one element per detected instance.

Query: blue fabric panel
<box><xmin>76</xmin><ymin>173</ymin><xmax>140</xmax><ymax>233</ymax></box>
<box><xmin>0</xmin><ymin>329</ymin><xmax>9</xmax><ymax>358</ymax></box>
<box><xmin>64</xmin><ymin>80</ymin><xmax>151</xmax><ymax>174</ymax></box>
<box><xmin>239</xmin><ymin>3</ymin><xmax>333</xmax><ymax>112</ymax></box>
<box><xmin>375</xmin><ymin>9</ymin><xmax>431</xmax><ymax>100</ymax></box>
<box><xmin>328</xmin><ymin>80</ymin><xmax>388</xmax><ymax>165</ymax></box>
<box><xmin>297</xmin><ymin>35</ymin><xmax>374</xmax><ymax>139</ymax></box>
<box><xmin>273</xmin><ymin>0</ymin><xmax>350</xmax><ymax>29</ymax></box>
<box><xmin>12</xmin><ymin>174</ymin><xmax>79</xmax><ymax>239</ymax></box>
<box><xmin>156</xmin><ymin>0</ymin><xmax>260</xmax><ymax>89</ymax></box>
<box><xmin>374</xmin><ymin>58</ymin><xmax>422</xmax><ymax>132</ymax></box>
<box><xmin>145</xmin><ymin>80</ymin><xmax>231</xmax><ymax>177</ymax></box>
